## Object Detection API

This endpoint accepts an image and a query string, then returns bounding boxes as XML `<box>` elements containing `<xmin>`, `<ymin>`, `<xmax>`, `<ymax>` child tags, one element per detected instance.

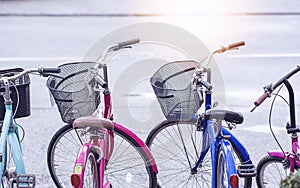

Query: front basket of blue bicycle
<box><xmin>0</xmin><ymin>68</ymin><xmax>31</xmax><ymax>120</ymax></box>
<box><xmin>46</xmin><ymin>62</ymin><xmax>100</xmax><ymax>124</ymax></box>
<box><xmin>150</xmin><ymin>60</ymin><xmax>202</xmax><ymax>122</ymax></box>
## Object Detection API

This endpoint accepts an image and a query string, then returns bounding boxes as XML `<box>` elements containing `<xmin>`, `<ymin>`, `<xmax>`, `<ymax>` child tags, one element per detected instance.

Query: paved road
<box><xmin>0</xmin><ymin>0</ymin><xmax>300</xmax><ymax>187</ymax></box>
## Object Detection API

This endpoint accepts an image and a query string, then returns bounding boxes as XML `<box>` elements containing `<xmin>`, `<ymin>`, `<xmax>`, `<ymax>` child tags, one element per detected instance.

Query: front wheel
<box><xmin>81</xmin><ymin>148</ymin><xmax>99</xmax><ymax>188</ymax></box>
<box><xmin>215</xmin><ymin>146</ymin><xmax>229</xmax><ymax>188</ymax></box>
<box><xmin>47</xmin><ymin>124</ymin><xmax>157</xmax><ymax>188</ymax></box>
<box><xmin>256</xmin><ymin>155</ymin><xmax>291</xmax><ymax>188</ymax></box>
<box><xmin>146</xmin><ymin>120</ymin><xmax>252</xmax><ymax>188</ymax></box>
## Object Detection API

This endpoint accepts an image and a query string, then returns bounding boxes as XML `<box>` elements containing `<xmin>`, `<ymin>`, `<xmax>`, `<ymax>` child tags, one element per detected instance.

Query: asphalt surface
<box><xmin>0</xmin><ymin>0</ymin><xmax>300</xmax><ymax>187</ymax></box>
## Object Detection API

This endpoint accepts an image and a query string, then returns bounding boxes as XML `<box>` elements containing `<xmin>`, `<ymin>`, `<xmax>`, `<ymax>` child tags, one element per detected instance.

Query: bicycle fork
<box><xmin>71</xmin><ymin>129</ymin><xmax>113</xmax><ymax>188</ymax></box>
<box><xmin>192</xmin><ymin>126</ymin><xmax>255</xmax><ymax>188</ymax></box>
<box><xmin>268</xmin><ymin>133</ymin><xmax>300</xmax><ymax>173</ymax></box>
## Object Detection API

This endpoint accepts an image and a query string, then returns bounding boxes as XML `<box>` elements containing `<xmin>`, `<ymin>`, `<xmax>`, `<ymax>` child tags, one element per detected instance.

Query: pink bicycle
<box><xmin>46</xmin><ymin>39</ymin><xmax>158</xmax><ymax>188</ymax></box>
<box><xmin>252</xmin><ymin>66</ymin><xmax>300</xmax><ymax>187</ymax></box>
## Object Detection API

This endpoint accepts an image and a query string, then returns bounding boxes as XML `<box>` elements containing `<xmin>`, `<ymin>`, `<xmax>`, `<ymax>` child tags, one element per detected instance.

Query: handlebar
<box><xmin>228</xmin><ymin>41</ymin><xmax>245</xmax><ymax>49</ymax></box>
<box><xmin>272</xmin><ymin>66</ymin><xmax>300</xmax><ymax>89</ymax></box>
<box><xmin>116</xmin><ymin>38</ymin><xmax>140</xmax><ymax>50</ymax></box>
<box><xmin>251</xmin><ymin>66</ymin><xmax>300</xmax><ymax>112</ymax></box>
<box><xmin>0</xmin><ymin>67</ymin><xmax>60</xmax><ymax>103</ymax></box>
<box><xmin>195</xmin><ymin>41</ymin><xmax>245</xmax><ymax>91</ymax></box>
<box><xmin>200</xmin><ymin>41</ymin><xmax>245</xmax><ymax>68</ymax></box>
<box><xmin>38</xmin><ymin>67</ymin><xmax>61</xmax><ymax>74</ymax></box>
<box><xmin>95</xmin><ymin>38</ymin><xmax>140</xmax><ymax>68</ymax></box>
<box><xmin>0</xmin><ymin>67</ymin><xmax>60</xmax><ymax>82</ymax></box>
<box><xmin>254</xmin><ymin>92</ymin><xmax>269</xmax><ymax>107</ymax></box>
<box><xmin>217</xmin><ymin>41</ymin><xmax>245</xmax><ymax>53</ymax></box>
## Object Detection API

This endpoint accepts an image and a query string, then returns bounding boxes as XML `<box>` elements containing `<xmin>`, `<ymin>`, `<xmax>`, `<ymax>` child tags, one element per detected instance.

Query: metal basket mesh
<box><xmin>47</xmin><ymin>62</ymin><xmax>100</xmax><ymax>123</ymax></box>
<box><xmin>150</xmin><ymin>60</ymin><xmax>202</xmax><ymax>121</ymax></box>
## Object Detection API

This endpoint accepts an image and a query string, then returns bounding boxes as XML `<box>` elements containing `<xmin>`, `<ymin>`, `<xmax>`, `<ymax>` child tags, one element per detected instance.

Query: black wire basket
<box><xmin>150</xmin><ymin>60</ymin><xmax>203</xmax><ymax>121</ymax></box>
<box><xmin>0</xmin><ymin>68</ymin><xmax>31</xmax><ymax>120</ymax></box>
<box><xmin>47</xmin><ymin>62</ymin><xmax>100</xmax><ymax>123</ymax></box>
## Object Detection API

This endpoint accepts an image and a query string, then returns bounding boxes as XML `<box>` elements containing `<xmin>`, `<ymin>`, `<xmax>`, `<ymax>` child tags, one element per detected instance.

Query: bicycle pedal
<box><xmin>237</xmin><ymin>164</ymin><xmax>256</xmax><ymax>177</ymax></box>
<box><xmin>16</xmin><ymin>174</ymin><xmax>36</xmax><ymax>188</ymax></box>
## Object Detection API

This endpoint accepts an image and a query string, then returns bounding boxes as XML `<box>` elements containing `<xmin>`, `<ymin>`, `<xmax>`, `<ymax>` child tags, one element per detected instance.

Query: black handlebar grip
<box><xmin>254</xmin><ymin>93</ymin><xmax>269</xmax><ymax>106</ymax></box>
<box><xmin>38</xmin><ymin>67</ymin><xmax>61</xmax><ymax>74</ymax></box>
<box><xmin>94</xmin><ymin>74</ymin><xmax>107</xmax><ymax>89</ymax></box>
<box><xmin>228</xmin><ymin>41</ymin><xmax>245</xmax><ymax>49</ymax></box>
<box><xmin>118</xmin><ymin>38</ymin><xmax>140</xmax><ymax>48</ymax></box>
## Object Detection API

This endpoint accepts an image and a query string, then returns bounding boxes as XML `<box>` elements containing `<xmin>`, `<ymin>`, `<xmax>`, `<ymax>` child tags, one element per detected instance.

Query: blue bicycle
<box><xmin>0</xmin><ymin>67</ymin><xmax>59</xmax><ymax>188</ymax></box>
<box><xmin>146</xmin><ymin>42</ymin><xmax>256</xmax><ymax>187</ymax></box>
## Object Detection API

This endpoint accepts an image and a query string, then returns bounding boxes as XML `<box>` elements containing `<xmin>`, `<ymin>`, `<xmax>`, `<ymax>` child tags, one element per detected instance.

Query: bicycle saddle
<box><xmin>73</xmin><ymin>115</ymin><xmax>114</xmax><ymax>130</ymax></box>
<box><xmin>203</xmin><ymin>109</ymin><xmax>244</xmax><ymax>124</ymax></box>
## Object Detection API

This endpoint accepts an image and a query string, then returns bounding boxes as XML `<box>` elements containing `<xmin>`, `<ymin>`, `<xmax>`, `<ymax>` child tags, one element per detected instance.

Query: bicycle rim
<box><xmin>256</xmin><ymin>155</ymin><xmax>291</xmax><ymax>188</ymax></box>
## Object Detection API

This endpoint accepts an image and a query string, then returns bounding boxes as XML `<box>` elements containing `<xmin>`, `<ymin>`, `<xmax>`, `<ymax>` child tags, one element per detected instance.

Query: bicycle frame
<box><xmin>191</xmin><ymin>44</ymin><xmax>255</xmax><ymax>187</ymax></box>
<box><xmin>192</xmin><ymin>84</ymin><xmax>252</xmax><ymax>187</ymax></box>
<box><xmin>72</xmin><ymin>64</ymin><xmax>158</xmax><ymax>188</ymax></box>
<box><xmin>0</xmin><ymin>104</ymin><xmax>27</xmax><ymax>187</ymax></box>
<box><xmin>268</xmin><ymin>134</ymin><xmax>300</xmax><ymax>173</ymax></box>
<box><xmin>73</xmin><ymin>129</ymin><xmax>112</xmax><ymax>188</ymax></box>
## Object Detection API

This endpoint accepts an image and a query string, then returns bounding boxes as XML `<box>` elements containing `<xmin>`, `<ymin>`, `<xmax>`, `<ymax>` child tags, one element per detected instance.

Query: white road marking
<box><xmin>0</xmin><ymin>57</ymin><xmax>82</xmax><ymax>62</ymax></box>
<box><xmin>1</xmin><ymin>53</ymin><xmax>300</xmax><ymax>62</ymax></box>
<box><xmin>240</xmin><ymin>125</ymin><xmax>286</xmax><ymax>134</ymax></box>
<box><xmin>228</xmin><ymin>53</ymin><xmax>300</xmax><ymax>58</ymax></box>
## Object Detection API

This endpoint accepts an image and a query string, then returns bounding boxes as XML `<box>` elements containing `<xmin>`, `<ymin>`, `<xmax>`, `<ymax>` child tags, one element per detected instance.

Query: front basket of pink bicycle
<box><xmin>46</xmin><ymin>62</ymin><xmax>100</xmax><ymax>123</ymax></box>
<box><xmin>150</xmin><ymin>60</ymin><xmax>203</xmax><ymax>122</ymax></box>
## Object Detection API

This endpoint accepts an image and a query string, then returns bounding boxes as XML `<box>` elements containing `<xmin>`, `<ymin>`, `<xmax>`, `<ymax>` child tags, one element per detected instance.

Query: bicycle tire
<box><xmin>81</xmin><ymin>148</ymin><xmax>100</xmax><ymax>188</ymax></box>
<box><xmin>215</xmin><ymin>145</ymin><xmax>229</xmax><ymax>188</ymax></box>
<box><xmin>47</xmin><ymin>123</ymin><xmax>157</xmax><ymax>188</ymax></box>
<box><xmin>256</xmin><ymin>155</ymin><xmax>294</xmax><ymax>188</ymax></box>
<box><xmin>145</xmin><ymin>120</ymin><xmax>252</xmax><ymax>188</ymax></box>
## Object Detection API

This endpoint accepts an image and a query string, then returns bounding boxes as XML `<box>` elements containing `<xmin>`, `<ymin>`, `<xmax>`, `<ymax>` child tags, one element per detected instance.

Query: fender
<box><xmin>222</xmin><ymin>128</ymin><xmax>253</xmax><ymax>164</ymax></box>
<box><xmin>114</xmin><ymin>122</ymin><xmax>158</xmax><ymax>173</ymax></box>
<box><xmin>221</xmin><ymin>139</ymin><xmax>238</xmax><ymax>184</ymax></box>
<box><xmin>73</xmin><ymin>143</ymin><xmax>93</xmax><ymax>187</ymax></box>
<box><xmin>268</xmin><ymin>150</ymin><xmax>286</xmax><ymax>158</ymax></box>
